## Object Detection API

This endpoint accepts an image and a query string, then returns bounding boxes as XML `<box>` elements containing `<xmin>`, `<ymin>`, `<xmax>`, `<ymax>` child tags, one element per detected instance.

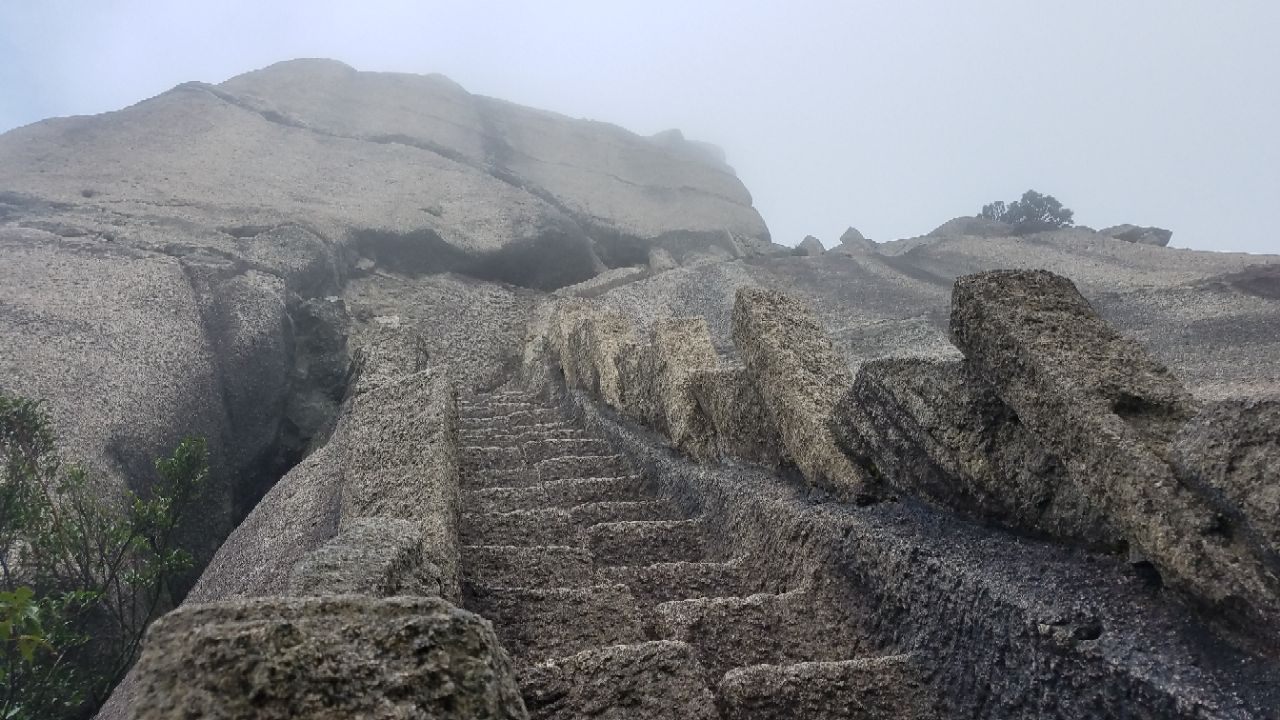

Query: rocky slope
<box><xmin>0</xmin><ymin>58</ymin><xmax>770</xmax><ymax>574</ymax></box>
<box><xmin>1</xmin><ymin>59</ymin><xmax>1277</xmax><ymax>719</ymax></box>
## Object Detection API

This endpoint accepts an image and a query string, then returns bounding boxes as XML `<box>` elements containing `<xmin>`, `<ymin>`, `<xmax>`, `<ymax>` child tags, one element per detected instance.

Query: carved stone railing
<box><xmin>525</xmin><ymin>270</ymin><xmax>1279</xmax><ymax>654</ymax></box>
<box><xmin>103</xmin><ymin>329</ymin><xmax>527</xmax><ymax>720</ymax></box>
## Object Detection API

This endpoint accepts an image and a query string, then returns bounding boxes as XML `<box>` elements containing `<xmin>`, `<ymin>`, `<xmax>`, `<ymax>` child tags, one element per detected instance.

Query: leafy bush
<box><xmin>0</xmin><ymin>394</ymin><xmax>206</xmax><ymax>720</ymax></box>
<box><xmin>980</xmin><ymin>189</ymin><xmax>1075</xmax><ymax>232</ymax></box>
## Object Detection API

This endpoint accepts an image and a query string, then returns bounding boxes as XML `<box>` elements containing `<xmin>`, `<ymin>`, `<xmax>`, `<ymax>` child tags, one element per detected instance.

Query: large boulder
<box><xmin>1100</xmin><ymin>224</ymin><xmax>1173</xmax><ymax>247</ymax></box>
<box><xmin>950</xmin><ymin>269</ymin><xmax>1280</xmax><ymax>634</ymax></box>
<box><xmin>832</xmin><ymin>359</ymin><xmax>1113</xmax><ymax>547</ymax></box>
<box><xmin>615</xmin><ymin>318</ymin><xmax>720</xmax><ymax>459</ymax></box>
<box><xmin>645</xmin><ymin>318</ymin><xmax>721</xmax><ymax>459</ymax></box>
<box><xmin>731</xmin><ymin>288</ymin><xmax>868</xmax><ymax>498</ymax></box>
<box><xmin>127</xmin><ymin>596</ymin><xmax>527</xmax><ymax>720</ymax></box>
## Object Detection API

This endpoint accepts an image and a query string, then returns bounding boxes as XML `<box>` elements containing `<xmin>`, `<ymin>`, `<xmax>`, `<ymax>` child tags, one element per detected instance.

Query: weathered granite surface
<box><xmin>643</xmin><ymin>318</ymin><xmax>721</xmax><ymax>459</ymax></box>
<box><xmin>1173</xmin><ymin>398</ymin><xmax>1280</xmax><ymax>579</ymax></box>
<box><xmin>565</xmin><ymin>310</ymin><xmax>634</xmax><ymax>407</ymax></box>
<box><xmin>689</xmin><ymin>365</ymin><xmax>788</xmax><ymax>470</ymax></box>
<box><xmin>950</xmin><ymin>269</ymin><xmax>1279</xmax><ymax>638</ymax></box>
<box><xmin>287</xmin><ymin>517</ymin><xmax>442</xmax><ymax>597</ymax></box>
<box><xmin>732</xmin><ymin>287</ymin><xmax>867</xmax><ymax>498</ymax></box>
<box><xmin>127</xmin><ymin>596</ymin><xmax>526</xmax><ymax>720</ymax></box>
<box><xmin>831</xmin><ymin>358</ymin><xmax>1109</xmax><ymax>547</ymax></box>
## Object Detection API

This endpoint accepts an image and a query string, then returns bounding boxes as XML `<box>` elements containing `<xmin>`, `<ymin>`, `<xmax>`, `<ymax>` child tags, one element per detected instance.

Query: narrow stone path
<box><xmin>458</xmin><ymin>389</ymin><xmax>931</xmax><ymax>720</ymax></box>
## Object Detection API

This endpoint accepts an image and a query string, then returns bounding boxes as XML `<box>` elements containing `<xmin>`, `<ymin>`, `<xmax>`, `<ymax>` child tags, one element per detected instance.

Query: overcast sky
<box><xmin>2</xmin><ymin>1</ymin><xmax>1277</xmax><ymax>254</ymax></box>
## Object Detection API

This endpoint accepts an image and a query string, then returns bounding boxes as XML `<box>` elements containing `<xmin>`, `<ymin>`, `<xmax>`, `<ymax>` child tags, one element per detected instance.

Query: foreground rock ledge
<box><xmin>128</xmin><ymin>595</ymin><xmax>527</xmax><ymax>720</ymax></box>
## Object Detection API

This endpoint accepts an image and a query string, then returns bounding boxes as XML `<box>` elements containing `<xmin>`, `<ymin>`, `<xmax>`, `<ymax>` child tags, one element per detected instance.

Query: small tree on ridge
<box><xmin>980</xmin><ymin>190</ymin><xmax>1074</xmax><ymax>232</ymax></box>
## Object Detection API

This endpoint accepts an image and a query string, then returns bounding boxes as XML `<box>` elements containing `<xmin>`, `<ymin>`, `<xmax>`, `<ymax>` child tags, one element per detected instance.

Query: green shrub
<box><xmin>980</xmin><ymin>189</ymin><xmax>1075</xmax><ymax>232</ymax></box>
<box><xmin>0</xmin><ymin>394</ymin><xmax>206</xmax><ymax>720</ymax></box>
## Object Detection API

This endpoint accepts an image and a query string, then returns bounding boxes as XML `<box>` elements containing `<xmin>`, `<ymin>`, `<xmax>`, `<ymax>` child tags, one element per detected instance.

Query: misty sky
<box><xmin>2</xmin><ymin>1</ymin><xmax>1277</xmax><ymax>254</ymax></box>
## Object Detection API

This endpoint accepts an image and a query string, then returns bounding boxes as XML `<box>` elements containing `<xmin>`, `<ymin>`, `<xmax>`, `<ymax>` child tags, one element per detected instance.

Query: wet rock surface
<box><xmin>950</xmin><ymin>269</ymin><xmax>1280</xmax><ymax>637</ymax></box>
<box><xmin>831</xmin><ymin>358</ymin><xmax>1105</xmax><ymax>547</ymax></box>
<box><xmin>128</xmin><ymin>596</ymin><xmax>526</xmax><ymax>720</ymax></box>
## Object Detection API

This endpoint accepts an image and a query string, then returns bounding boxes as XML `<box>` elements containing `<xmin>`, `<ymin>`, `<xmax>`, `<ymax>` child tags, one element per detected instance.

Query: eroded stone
<box><xmin>128</xmin><ymin>596</ymin><xmax>526</xmax><ymax>720</ymax></box>
<box><xmin>732</xmin><ymin>287</ymin><xmax>867</xmax><ymax>497</ymax></box>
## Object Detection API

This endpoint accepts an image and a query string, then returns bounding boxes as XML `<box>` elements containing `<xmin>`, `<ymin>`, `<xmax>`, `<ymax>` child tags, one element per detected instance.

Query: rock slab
<box><xmin>128</xmin><ymin>596</ymin><xmax>527</xmax><ymax>720</ymax></box>
<box><xmin>950</xmin><ymin>269</ymin><xmax>1279</xmax><ymax>635</ymax></box>
<box><xmin>732</xmin><ymin>287</ymin><xmax>867</xmax><ymax>497</ymax></box>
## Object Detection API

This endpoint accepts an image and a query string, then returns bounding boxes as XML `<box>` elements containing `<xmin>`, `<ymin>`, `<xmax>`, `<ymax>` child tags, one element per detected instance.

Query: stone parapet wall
<box><xmin>100</xmin><ymin>328</ymin><xmax>528</xmax><ymax>720</ymax></box>
<box><xmin>526</xmin><ymin>269</ymin><xmax>1280</xmax><ymax>655</ymax></box>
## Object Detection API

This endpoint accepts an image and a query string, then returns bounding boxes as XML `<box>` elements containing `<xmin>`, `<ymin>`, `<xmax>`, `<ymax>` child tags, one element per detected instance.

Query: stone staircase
<box><xmin>458</xmin><ymin>389</ymin><xmax>933</xmax><ymax>720</ymax></box>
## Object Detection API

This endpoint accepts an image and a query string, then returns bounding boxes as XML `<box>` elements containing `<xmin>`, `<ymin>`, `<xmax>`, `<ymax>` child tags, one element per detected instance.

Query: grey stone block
<box><xmin>128</xmin><ymin>596</ymin><xmax>526</xmax><ymax>719</ymax></box>
<box><xmin>732</xmin><ymin>287</ymin><xmax>868</xmax><ymax>497</ymax></box>
<box><xmin>832</xmin><ymin>358</ymin><xmax>1114</xmax><ymax>548</ymax></box>
<box><xmin>287</xmin><ymin>517</ymin><xmax>442</xmax><ymax>597</ymax></box>
<box><xmin>950</xmin><ymin>269</ymin><xmax>1279</xmax><ymax>634</ymax></box>
<box><xmin>689</xmin><ymin>365</ymin><xmax>788</xmax><ymax>470</ymax></box>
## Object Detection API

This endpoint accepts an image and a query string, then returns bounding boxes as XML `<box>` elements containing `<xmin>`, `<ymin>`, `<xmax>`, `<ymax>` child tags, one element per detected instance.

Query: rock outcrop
<box><xmin>796</xmin><ymin>235</ymin><xmax>826</xmax><ymax>255</ymax></box>
<box><xmin>1101</xmin><ymin>223</ymin><xmax>1173</xmax><ymax>246</ymax></box>
<box><xmin>948</xmin><ymin>270</ymin><xmax>1280</xmax><ymax>633</ymax></box>
<box><xmin>0</xmin><ymin>58</ymin><xmax>767</xmax><ymax>591</ymax></box>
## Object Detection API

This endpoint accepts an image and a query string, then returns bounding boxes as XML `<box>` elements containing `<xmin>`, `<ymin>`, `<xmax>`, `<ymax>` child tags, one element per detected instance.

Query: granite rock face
<box><xmin>950</xmin><ymin>269</ymin><xmax>1279</xmax><ymax>634</ymax></box>
<box><xmin>0</xmin><ymin>58</ymin><xmax>767</xmax><ymax>587</ymax></box>
<box><xmin>732</xmin><ymin>287</ymin><xmax>868</xmax><ymax>497</ymax></box>
<box><xmin>128</xmin><ymin>596</ymin><xmax>526</xmax><ymax>720</ymax></box>
<box><xmin>1173</xmin><ymin>398</ymin><xmax>1280</xmax><ymax>577</ymax></box>
<box><xmin>831</xmin><ymin>358</ymin><xmax>1110</xmax><ymax>547</ymax></box>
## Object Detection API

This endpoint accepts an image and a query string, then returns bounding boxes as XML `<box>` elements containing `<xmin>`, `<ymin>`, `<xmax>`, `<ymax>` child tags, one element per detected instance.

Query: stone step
<box><xmin>460</xmin><ymin>445</ymin><xmax>524</xmax><ymax>472</ymax></box>
<box><xmin>716</xmin><ymin>655</ymin><xmax>933</xmax><ymax>720</ymax></box>
<box><xmin>568</xmin><ymin>500</ymin><xmax>682</xmax><ymax>527</ymax></box>
<box><xmin>522</xmin><ymin>437</ymin><xmax>613</xmax><ymax>464</ymax></box>
<box><xmin>543</xmin><ymin>475</ymin><xmax>646</xmax><ymax>507</ymax></box>
<box><xmin>654</xmin><ymin>592</ymin><xmax>868</xmax><ymax>679</ymax></box>
<box><xmin>458</xmin><ymin>401</ymin><xmax>544</xmax><ymax>419</ymax></box>
<box><xmin>465</xmin><ymin>476</ymin><xmax>645</xmax><ymax>514</ymax></box>
<box><xmin>458</xmin><ymin>425</ymin><xmax>588</xmax><ymax>447</ymax></box>
<box><xmin>460</xmin><ymin>509</ymin><xmax>577</xmax><ymax>547</ymax></box>
<box><xmin>521</xmin><ymin>641</ymin><xmax>719</xmax><ymax>720</ymax></box>
<box><xmin>597</xmin><ymin>559</ymin><xmax>758</xmax><ymax>607</ymax></box>
<box><xmin>458</xmin><ymin>408</ymin><xmax>564</xmax><ymax>429</ymax></box>
<box><xmin>459</xmin><ymin>439</ymin><xmax>619</xmax><ymax>474</ymax></box>
<box><xmin>462</xmin><ymin>389</ymin><xmax>535</xmax><ymax>402</ymax></box>
<box><xmin>537</xmin><ymin>455</ymin><xmax>630</xmax><ymax>481</ymax></box>
<box><xmin>465</xmin><ymin>584</ymin><xmax>646</xmax><ymax>666</ymax></box>
<box><xmin>462</xmin><ymin>545</ymin><xmax>594</xmax><ymax>590</ymax></box>
<box><xmin>464</xmin><ymin>467</ymin><xmax>542</xmax><ymax>490</ymax></box>
<box><xmin>586</xmin><ymin>519</ymin><xmax>708</xmax><ymax>567</ymax></box>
